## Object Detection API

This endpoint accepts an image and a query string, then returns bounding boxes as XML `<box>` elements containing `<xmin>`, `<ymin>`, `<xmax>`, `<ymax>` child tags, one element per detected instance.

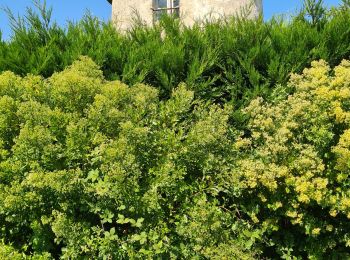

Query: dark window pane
<box><xmin>173</xmin><ymin>9</ymin><xmax>179</xmax><ymax>17</ymax></box>
<box><xmin>172</xmin><ymin>0</ymin><xmax>179</xmax><ymax>17</ymax></box>
<box><xmin>156</xmin><ymin>0</ymin><xmax>167</xmax><ymax>8</ymax></box>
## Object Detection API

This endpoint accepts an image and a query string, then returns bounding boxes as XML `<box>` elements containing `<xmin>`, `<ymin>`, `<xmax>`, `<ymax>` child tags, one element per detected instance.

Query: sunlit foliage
<box><xmin>0</xmin><ymin>57</ymin><xmax>254</xmax><ymax>259</ymax></box>
<box><xmin>233</xmin><ymin>59</ymin><xmax>350</xmax><ymax>258</ymax></box>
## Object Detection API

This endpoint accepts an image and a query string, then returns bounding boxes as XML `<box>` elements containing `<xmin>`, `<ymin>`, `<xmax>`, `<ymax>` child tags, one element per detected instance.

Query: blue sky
<box><xmin>0</xmin><ymin>0</ymin><xmax>343</xmax><ymax>41</ymax></box>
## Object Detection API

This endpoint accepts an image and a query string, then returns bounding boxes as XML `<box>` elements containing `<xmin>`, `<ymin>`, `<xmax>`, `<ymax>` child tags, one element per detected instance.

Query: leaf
<box><xmin>118</xmin><ymin>205</ymin><xmax>126</xmax><ymax>210</ymax></box>
<box><xmin>135</xmin><ymin>218</ymin><xmax>144</xmax><ymax>228</ymax></box>
<box><xmin>87</xmin><ymin>169</ymin><xmax>99</xmax><ymax>182</ymax></box>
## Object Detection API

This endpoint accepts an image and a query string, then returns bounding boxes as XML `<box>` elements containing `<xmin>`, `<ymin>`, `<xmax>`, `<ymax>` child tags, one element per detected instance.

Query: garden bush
<box><xmin>232</xmin><ymin>59</ymin><xmax>350</xmax><ymax>258</ymax></box>
<box><xmin>0</xmin><ymin>57</ymin><xmax>255</xmax><ymax>259</ymax></box>
<box><xmin>1</xmin><ymin>1</ymin><xmax>350</xmax><ymax>258</ymax></box>
<box><xmin>1</xmin><ymin>56</ymin><xmax>350</xmax><ymax>258</ymax></box>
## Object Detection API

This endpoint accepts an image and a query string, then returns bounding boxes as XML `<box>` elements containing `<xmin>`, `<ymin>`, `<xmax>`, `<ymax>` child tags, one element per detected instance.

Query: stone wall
<box><xmin>112</xmin><ymin>0</ymin><xmax>262</xmax><ymax>30</ymax></box>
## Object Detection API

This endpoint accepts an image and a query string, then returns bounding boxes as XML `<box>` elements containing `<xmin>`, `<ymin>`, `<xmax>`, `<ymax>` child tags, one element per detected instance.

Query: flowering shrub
<box><xmin>1</xmin><ymin>56</ymin><xmax>350</xmax><ymax>259</ymax></box>
<box><xmin>0</xmin><ymin>57</ymin><xmax>254</xmax><ymax>259</ymax></box>
<box><xmin>233</xmin><ymin>59</ymin><xmax>350</xmax><ymax>258</ymax></box>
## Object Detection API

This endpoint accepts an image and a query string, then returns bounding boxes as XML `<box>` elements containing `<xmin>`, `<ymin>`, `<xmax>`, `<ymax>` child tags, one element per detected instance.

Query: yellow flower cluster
<box><xmin>235</xmin><ymin>59</ymin><xmax>350</xmax><ymax>241</ymax></box>
<box><xmin>333</xmin><ymin>129</ymin><xmax>350</xmax><ymax>171</ymax></box>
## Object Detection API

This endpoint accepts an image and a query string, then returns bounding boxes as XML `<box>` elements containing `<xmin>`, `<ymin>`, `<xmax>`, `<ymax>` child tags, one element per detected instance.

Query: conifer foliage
<box><xmin>0</xmin><ymin>1</ymin><xmax>350</xmax><ymax>103</ymax></box>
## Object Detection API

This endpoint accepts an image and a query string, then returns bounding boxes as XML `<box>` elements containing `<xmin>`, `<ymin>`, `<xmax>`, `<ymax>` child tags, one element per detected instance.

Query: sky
<box><xmin>0</xmin><ymin>0</ymin><xmax>343</xmax><ymax>41</ymax></box>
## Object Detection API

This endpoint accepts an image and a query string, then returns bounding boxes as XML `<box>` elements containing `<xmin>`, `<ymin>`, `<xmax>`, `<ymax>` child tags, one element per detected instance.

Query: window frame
<box><xmin>152</xmin><ymin>0</ymin><xmax>180</xmax><ymax>21</ymax></box>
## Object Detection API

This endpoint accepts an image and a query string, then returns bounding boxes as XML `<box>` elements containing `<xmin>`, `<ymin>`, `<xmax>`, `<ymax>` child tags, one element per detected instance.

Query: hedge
<box><xmin>0</xmin><ymin>56</ymin><xmax>350</xmax><ymax>258</ymax></box>
<box><xmin>0</xmin><ymin>1</ymin><xmax>349</xmax><ymax>104</ymax></box>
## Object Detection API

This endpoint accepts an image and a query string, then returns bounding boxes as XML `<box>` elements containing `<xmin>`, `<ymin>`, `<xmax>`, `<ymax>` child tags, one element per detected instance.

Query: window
<box><xmin>153</xmin><ymin>0</ymin><xmax>180</xmax><ymax>21</ymax></box>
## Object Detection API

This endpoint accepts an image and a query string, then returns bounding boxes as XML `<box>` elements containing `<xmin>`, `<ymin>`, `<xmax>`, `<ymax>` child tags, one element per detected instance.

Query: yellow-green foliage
<box><xmin>1</xmin><ymin>56</ymin><xmax>350</xmax><ymax>259</ymax></box>
<box><xmin>0</xmin><ymin>57</ymin><xmax>254</xmax><ymax>259</ymax></box>
<box><xmin>233</xmin><ymin>59</ymin><xmax>350</xmax><ymax>258</ymax></box>
<box><xmin>0</xmin><ymin>241</ymin><xmax>50</xmax><ymax>260</ymax></box>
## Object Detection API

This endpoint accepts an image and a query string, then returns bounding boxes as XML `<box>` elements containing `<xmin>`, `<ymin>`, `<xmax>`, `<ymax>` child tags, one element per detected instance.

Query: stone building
<box><xmin>107</xmin><ymin>0</ymin><xmax>262</xmax><ymax>31</ymax></box>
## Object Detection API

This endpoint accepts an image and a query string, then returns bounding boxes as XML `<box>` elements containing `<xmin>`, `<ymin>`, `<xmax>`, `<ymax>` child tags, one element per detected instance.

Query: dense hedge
<box><xmin>1</xmin><ymin>56</ymin><xmax>350</xmax><ymax>259</ymax></box>
<box><xmin>1</xmin><ymin>1</ymin><xmax>350</xmax><ymax>259</ymax></box>
<box><xmin>0</xmin><ymin>57</ymin><xmax>255</xmax><ymax>259</ymax></box>
<box><xmin>236</xmin><ymin>59</ymin><xmax>350</xmax><ymax>258</ymax></box>
<box><xmin>0</xmin><ymin>2</ymin><xmax>349</xmax><ymax>103</ymax></box>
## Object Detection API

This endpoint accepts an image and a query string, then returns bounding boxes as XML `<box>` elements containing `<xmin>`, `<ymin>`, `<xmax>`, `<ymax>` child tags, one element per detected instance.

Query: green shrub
<box><xmin>0</xmin><ymin>57</ymin><xmax>255</xmax><ymax>259</ymax></box>
<box><xmin>2</xmin><ymin>55</ymin><xmax>350</xmax><ymax>258</ymax></box>
<box><xmin>1</xmin><ymin>1</ymin><xmax>350</xmax><ymax>257</ymax></box>
<box><xmin>231</xmin><ymin>59</ymin><xmax>350</xmax><ymax>258</ymax></box>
